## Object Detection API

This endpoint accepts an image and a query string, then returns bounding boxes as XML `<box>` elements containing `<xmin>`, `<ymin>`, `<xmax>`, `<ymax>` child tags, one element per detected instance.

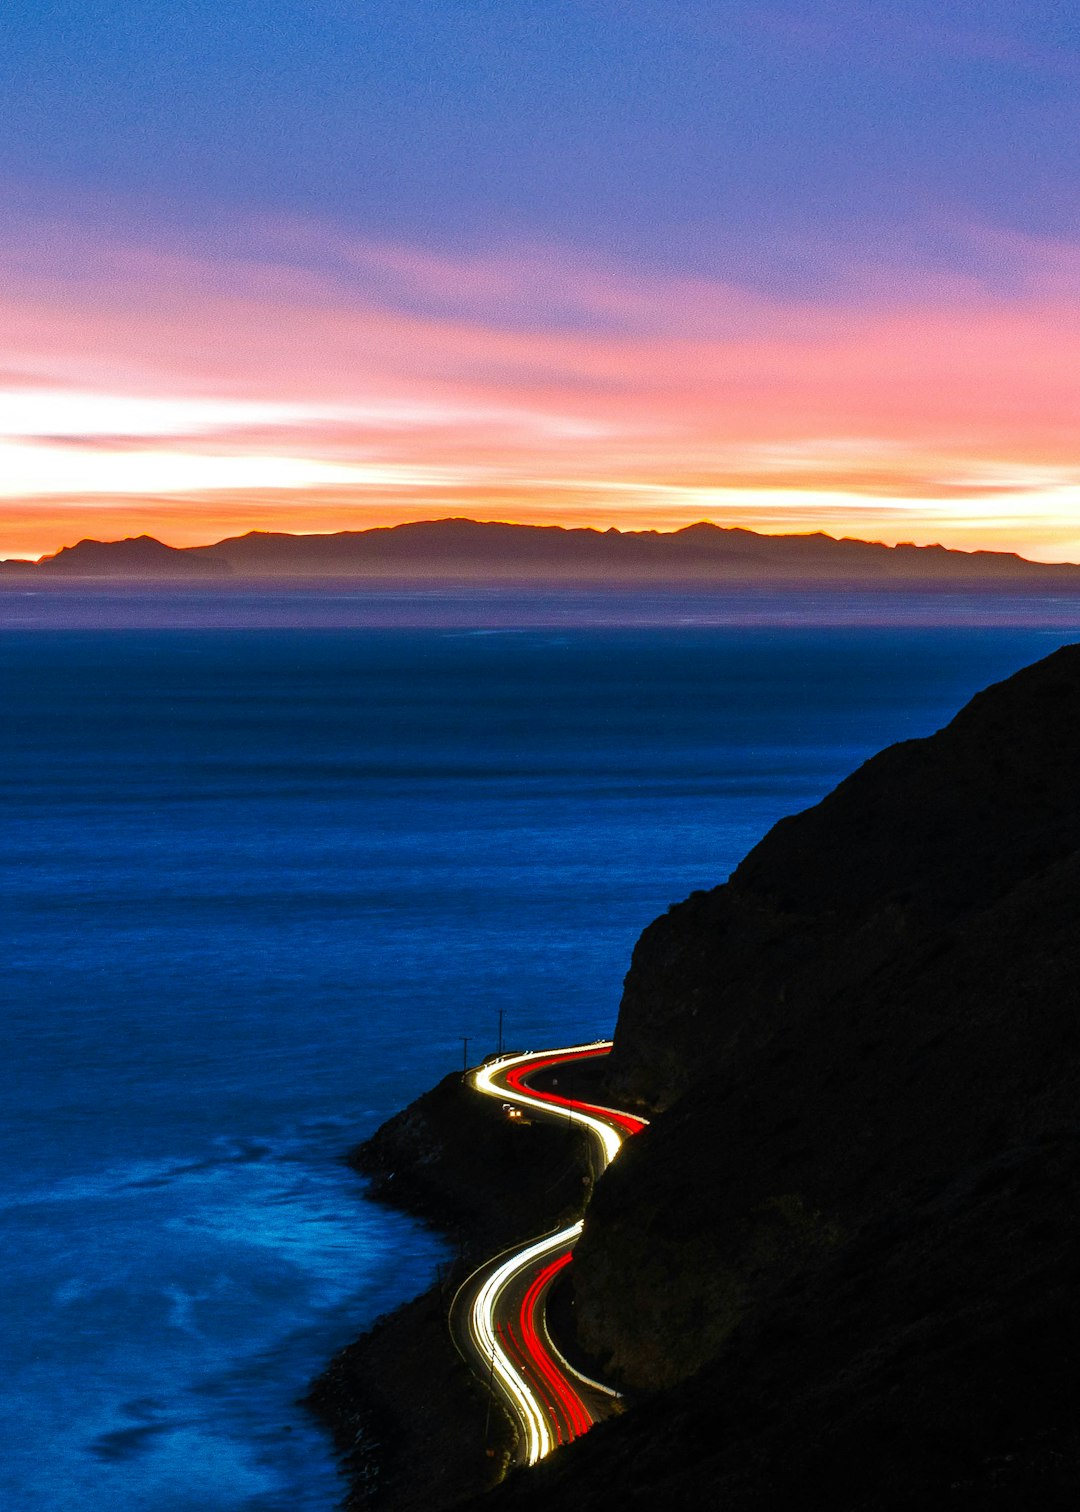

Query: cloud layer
<box><xmin>2</xmin><ymin>213</ymin><xmax>1079</xmax><ymax>561</ymax></box>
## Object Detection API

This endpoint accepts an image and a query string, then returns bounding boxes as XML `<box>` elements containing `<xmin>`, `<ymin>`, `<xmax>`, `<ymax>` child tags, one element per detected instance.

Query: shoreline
<box><xmin>307</xmin><ymin>1062</ymin><xmax>603</xmax><ymax>1511</ymax></box>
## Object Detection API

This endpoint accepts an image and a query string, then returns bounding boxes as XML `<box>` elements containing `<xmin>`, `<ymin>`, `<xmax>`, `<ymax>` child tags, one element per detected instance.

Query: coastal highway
<box><xmin>450</xmin><ymin>1043</ymin><xmax>647</xmax><ymax>1466</ymax></box>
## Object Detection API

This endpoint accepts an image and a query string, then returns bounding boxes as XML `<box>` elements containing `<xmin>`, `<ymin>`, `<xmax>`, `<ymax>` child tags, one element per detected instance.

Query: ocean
<box><xmin>3</xmin><ymin>590</ymin><xmax>1078</xmax><ymax>1510</ymax></box>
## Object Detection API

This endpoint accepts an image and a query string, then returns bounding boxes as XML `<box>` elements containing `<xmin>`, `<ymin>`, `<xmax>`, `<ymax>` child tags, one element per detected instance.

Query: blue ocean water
<box><xmin>2</xmin><ymin>603</ymin><xmax>1079</xmax><ymax>1510</ymax></box>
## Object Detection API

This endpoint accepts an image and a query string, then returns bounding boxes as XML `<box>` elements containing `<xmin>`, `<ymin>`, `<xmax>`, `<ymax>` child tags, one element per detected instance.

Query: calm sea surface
<box><xmin>3</xmin><ymin>592</ymin><xmax>1079</xmax><ymax>1510</ymax></box>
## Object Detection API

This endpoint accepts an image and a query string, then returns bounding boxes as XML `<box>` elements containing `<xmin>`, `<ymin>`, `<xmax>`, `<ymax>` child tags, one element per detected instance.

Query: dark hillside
<box><xmin>472</xmin><ymin>642</ymin><xmax>1080</xmax><ymax>1508</ymax></box>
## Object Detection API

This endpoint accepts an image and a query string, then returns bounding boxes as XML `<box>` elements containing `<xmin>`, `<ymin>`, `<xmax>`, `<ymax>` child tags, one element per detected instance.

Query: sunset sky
<box><xmin>3</xmin><ymin>1</ymin><xmax>1079</xmax><ymax>562</ymax></box>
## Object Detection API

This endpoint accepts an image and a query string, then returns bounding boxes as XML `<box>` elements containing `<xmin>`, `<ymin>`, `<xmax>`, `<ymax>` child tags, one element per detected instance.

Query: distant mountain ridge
<box><xmin>3</xmin><ymin>517</ymin><xmax>1080</xmax><ymax>585</ymax></box>
<box><xmin>0</xmin><ymin>534</ymin><xmax>232</xmax><ymax>577</ymax></box>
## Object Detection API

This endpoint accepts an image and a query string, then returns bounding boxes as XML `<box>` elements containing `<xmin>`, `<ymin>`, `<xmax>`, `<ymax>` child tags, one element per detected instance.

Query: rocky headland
<box><xmin>318</xmin><ymin>641</ymin><xmax>1080</xmax><ymax>1509</ymax></box>
<box><xmin>309</xmin><ymin>1068</ymin><xmax>597</xmax><ymax>1511</ymax></box>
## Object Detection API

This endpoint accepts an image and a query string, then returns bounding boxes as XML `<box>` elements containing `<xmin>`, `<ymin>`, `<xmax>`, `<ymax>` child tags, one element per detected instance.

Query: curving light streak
<box><xmin>519</xmin><ymin>1252</ymin><xmax>591</xmax><ymax>1440</ymax></box>
<box><xmin>501</xmin><ymin>1052</ymin><xmax>648</xmax><ymax>1139</ymax></box>
<box><xmin>522</xmin><ymin>1248</ymin><xmax>622</xmax><ymax>1406</ymax></box>
<box><xmin>473</xmin><ymin>1042</ymin><xmax>642</xmax><ymax>1166</ymax></box>
<box><xmin>543</xmin><ymin>1320</ymin><xmax>622</xmax><ymax>1402</ymax></box>
<box><xmin>468</xmin><ymin>1221</ymin><xmax>585</xmax><ymax>1464</ymax></box>
<box><xmin>462</xmin><ymin>1042</ymin><xmax>648</xmax><ymax>1465</ymax></box>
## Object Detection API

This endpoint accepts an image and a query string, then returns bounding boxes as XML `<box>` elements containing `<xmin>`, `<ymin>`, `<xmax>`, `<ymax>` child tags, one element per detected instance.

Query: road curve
<box><xmin>450</xmin><ymin>1042</ymin><xmax>647</xmax><ymax>1466</ymax></box>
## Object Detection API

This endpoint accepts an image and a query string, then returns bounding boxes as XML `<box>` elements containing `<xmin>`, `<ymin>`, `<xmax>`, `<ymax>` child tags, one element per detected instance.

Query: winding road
<box><xmin>450</xmin><ymin>1042</ymin><xmax>647</xmax><ymax>1466</ymax></box>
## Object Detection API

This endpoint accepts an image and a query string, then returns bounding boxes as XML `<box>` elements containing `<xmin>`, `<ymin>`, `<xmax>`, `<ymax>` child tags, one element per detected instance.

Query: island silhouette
<box><xmin>4</xmin><ymin>517</ymin><xmax>1080</xmax><ymax>587</ymax></box>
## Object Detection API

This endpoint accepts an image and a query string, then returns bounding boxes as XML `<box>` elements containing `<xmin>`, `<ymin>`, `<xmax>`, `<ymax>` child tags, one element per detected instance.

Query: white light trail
<box><xmin>462</xmin><ymin>1043</ymin><xmax>645</xmax><ymax>1464</ymax></box>
<box><xmin>473</xmin><ymin>1043</ymin><xmax>626</xmax><ymax>1166</ymax></box>
<box><xmin>468</xmin><ymin>1221</ymin><xmax>584</xmax><ymax>1465</ymax></box>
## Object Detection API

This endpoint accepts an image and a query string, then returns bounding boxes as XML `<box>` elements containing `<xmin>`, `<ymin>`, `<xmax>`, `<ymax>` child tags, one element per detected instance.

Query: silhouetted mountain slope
<box><xmin>4</xmin><ymin>518</ymin><xmax>1080</xmax><ymax>583</ymax></box>
<box><xmin>198</xmin><ymin>519</ymin><xmax>1080</xmax><ymax>580</ymax></box>
<box><xmin>18</xmin><ymin>534</ymin><xmax>230</xmax><ymax>576</ymax></box>
<box><xmin>472</xmin><ymin>643</ymin><xmax>1080</xmax><ymax>1509</ymax></box>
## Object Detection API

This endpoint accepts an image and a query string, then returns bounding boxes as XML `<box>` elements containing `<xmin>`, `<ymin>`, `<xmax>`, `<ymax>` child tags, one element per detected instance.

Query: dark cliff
<box><xmin>474</xmin><ymin>642</ymin><xmax>1080</xmax><ymax>1508</ymax></box>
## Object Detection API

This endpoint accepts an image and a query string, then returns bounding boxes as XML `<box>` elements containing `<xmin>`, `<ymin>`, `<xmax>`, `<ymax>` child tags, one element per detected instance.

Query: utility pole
<box><xmin>497</xmin><ymin>1008</ymin><xmax>504</xmax><ymax>1057</ymax></box>
<box><xmin>461</xmin><ymin>1036</ymin><xmax>470</xmax><ymax>1082</ymax></box>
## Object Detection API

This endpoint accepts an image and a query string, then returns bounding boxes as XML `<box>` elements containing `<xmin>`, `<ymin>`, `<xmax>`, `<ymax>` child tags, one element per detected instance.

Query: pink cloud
<box><xmin>1</xmin><ymin>210</ymin><xmax>1080</xmax><ymax>559</ymax></box>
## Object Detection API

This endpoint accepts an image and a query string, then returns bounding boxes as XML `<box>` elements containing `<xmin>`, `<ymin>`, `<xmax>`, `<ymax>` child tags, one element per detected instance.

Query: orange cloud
<box><xmin>2</xmin><ymin>214</ymin><xmax>1080</xmax><ymax>561</ymax></box>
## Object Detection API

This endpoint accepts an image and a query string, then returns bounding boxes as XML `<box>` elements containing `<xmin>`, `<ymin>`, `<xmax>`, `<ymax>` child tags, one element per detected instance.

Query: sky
<box><xmin>2</xmin><ymin>0</ymin><xmax>1079</xmax><ymax>561</ymax></box>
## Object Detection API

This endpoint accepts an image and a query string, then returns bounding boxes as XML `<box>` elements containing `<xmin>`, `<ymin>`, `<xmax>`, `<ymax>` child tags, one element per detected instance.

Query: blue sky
<box><xmin>6</xmin><ymin>1</ymin><xmax>1077</xmax><ymax>286</ymax></box>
